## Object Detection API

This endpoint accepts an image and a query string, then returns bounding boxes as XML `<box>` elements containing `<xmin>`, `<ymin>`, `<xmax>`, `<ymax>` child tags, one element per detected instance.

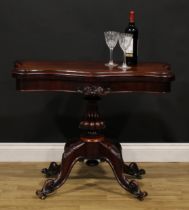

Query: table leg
<box><xmin>100</xmin><ymin>140</ymin><xmax>147</xmax><ymax>200</ymax></box>
<box><xmin>113</xmin><ymin>142</ymin><xmax>145</xmax><ymax>179</ymax></box>
<box><xmin>36</xmin><ymin>140</ymin><xmax>85</xmax><ymax>199</ymax></box>
<box><xmin>82</xmin><ymin>141</ymin><xmax>146</xmax><ymax>179</ymax></box>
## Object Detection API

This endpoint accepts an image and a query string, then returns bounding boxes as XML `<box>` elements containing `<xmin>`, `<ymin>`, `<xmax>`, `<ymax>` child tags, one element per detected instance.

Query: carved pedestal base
<box><xmin>37</xmin><ymin>139</ymin><xmax>147</xmax><ymax>200</ymax></box>
<box><xmin>37</xmin><ymin>94</ymin><xmax>147</xmax><ymax>200</ymax></box>
<box><xmin>42</xmin><ymin>153</ymin><xmax>145</xmax><ymax>179</ymax></box>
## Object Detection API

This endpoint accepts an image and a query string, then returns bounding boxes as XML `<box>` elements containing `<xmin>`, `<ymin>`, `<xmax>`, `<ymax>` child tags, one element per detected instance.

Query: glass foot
<box><xmin>118</xmin><ymin>65</ymin><xmax>131</xmax><ymax>70</ymax></box>
<box><xmin>105</xmin><ymin>63</ymin><xmax>118</xmax><ymax>67</ymax></box>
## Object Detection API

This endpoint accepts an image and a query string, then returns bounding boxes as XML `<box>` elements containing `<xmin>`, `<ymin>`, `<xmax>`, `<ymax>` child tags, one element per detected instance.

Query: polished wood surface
<box><xmin>12</xmin><ymin>61</ymin><xmax>174</xmax><ymax>93</ymax></box>
<box><xmin>13</xmin><ymin>61</ymin><xmax>172</xmax><ymax>77</ymax></box>
<box><xmin>12</xmin><ymin>60</ymin><xmax>175</xmax><ymax>200</ymax></box>
<box><xmin>0</xmin><ymin>162</ymin><xmax>189</xmax><ymax>210</ymax></box>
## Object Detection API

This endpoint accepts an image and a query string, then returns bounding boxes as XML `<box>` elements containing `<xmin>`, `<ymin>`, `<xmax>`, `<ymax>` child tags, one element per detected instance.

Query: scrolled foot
<box><xmin>36</xmin><ymin>179</ymin><xmax>55</xmax><ymax>199</ymax></box>
<box><xmin>128</xmin><ymin>180</ymin><xmax>148</xmax><ymax>200</ymax></box>
<box><xmin>36</xmin><ymin>190</ymin><xmax>47</xmax><ymax>200</ymax></box>
<box><xmin>137</xmin><ymin>191</ymin><xmax>148</xmax><ymax>201</ymax></box>
<box><xmin>124</xmin><ymin>162</ymin><xmax>146</xmax><ymax>179</ymax></box>
<box><xmin>41</xmin><ymin>162</ymin><xmax>60</xmax><ymax>177</ymax></box>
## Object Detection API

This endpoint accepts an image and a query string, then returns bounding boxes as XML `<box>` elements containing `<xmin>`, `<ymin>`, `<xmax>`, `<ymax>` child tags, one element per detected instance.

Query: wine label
<box><xmin>126</xmin><ymin>38</ymin><xmax>133</xmax><ymax>57</ymax></box>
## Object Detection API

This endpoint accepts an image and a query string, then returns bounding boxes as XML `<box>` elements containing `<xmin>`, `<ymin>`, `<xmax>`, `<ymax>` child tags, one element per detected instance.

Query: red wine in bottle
<box><xmin>125</xmin><ymin>10</ymin><xmax>138</xmax><ymax>66</ymax></box>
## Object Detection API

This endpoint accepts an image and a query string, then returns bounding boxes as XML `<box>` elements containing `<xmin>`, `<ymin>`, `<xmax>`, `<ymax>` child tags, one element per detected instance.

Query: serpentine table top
<box><xmin>12</xmin><ymin>61</ymin><xmax>174</xmax><ymax>94</ymax></box>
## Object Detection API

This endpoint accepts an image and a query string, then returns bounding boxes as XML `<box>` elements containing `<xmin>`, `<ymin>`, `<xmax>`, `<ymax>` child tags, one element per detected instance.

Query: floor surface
<box><xmin>0</xmin><ymin>162</ymin><xmax>189</xmax><ymax>210</ymax></box>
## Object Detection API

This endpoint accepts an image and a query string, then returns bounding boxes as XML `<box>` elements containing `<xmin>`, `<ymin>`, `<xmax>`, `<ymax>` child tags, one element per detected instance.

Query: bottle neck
<box><xmin>129</xmin><ymin>11</ymin><xmax>135</xmax><ymax>24</ymax></box>
<box><xmin>129</xmin><ymin>22</ymin><xmax>135</xmax><ymax>26</ymax></box>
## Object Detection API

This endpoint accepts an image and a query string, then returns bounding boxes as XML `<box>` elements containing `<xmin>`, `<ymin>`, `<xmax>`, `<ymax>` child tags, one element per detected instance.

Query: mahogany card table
<box><xmin>12</xmin><ymin>61</ymin><xmax>174</xmax><ymax>200</ymax></box>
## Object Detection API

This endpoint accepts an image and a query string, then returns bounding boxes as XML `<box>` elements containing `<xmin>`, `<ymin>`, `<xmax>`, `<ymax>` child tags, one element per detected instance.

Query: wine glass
<box><xmin>104</xmin><ymin>31</ymin><xmax>119</xmax><ymax>67</ymax></box>
<box><xmin>118</xmin><ymin>33</ymin><xmax>133</xmax><ymax>70</ymax></box>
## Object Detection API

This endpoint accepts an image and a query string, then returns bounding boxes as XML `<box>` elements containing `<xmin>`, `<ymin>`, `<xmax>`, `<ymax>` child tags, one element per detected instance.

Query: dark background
<box><xmin>0</xmin><ymin>0</ymin><xmax>188</xmax><ymax>143</ymax></box>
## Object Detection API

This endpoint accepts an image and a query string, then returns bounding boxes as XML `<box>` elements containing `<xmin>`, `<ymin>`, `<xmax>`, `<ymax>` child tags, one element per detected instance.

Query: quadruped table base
<box><xmin>36</xmin><ymin>96</ymin><xmax>147</xmax><ymax>200</ymax></box>
<box><xmin>12</xmin><ymin>61</ymin><xmax>174</xmax><ymax>201</ymax></box>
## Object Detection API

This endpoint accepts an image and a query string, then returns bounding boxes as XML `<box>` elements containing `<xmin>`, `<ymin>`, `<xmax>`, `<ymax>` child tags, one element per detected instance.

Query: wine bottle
<box><xmin>125</xmin><ymin>10</ymin><xmax>138</xmax><ymax>66</ymax></box>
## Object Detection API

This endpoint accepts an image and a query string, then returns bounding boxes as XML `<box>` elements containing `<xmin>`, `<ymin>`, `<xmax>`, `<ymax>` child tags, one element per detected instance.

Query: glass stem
<box><xmin>123</xmin><ymin>52</ymin><xmax>127</xmax><ymax>68</ymax></box>
<box><xmin>109</xmin><ymin>48</ymin><xmax>113</xmax><ymax>65</ymax></box>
